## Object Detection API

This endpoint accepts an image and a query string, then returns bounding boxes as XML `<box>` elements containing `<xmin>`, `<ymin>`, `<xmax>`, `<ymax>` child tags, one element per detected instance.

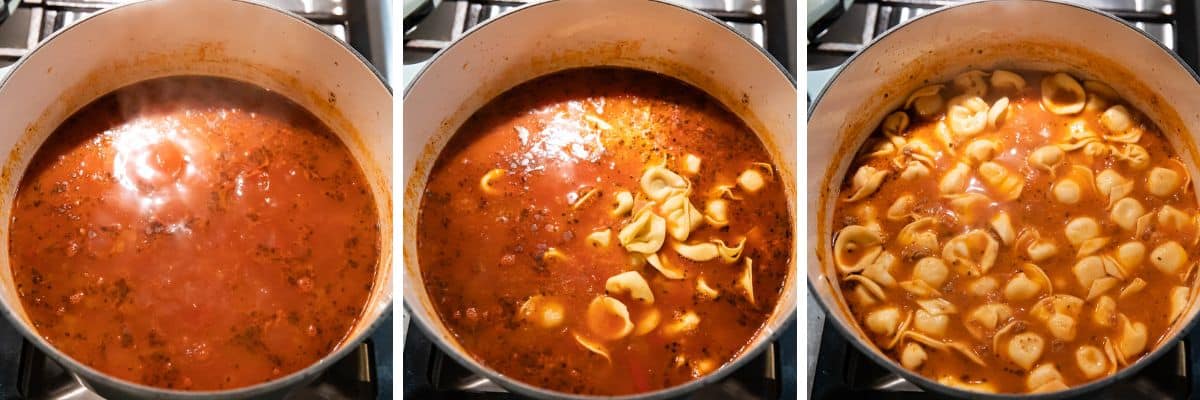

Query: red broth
<box><xmin>418</xmin><ymin>68</ymin><xmax>792</xmax><ymax>395</ymax></box>
<box><xmin>8</xmin><ymin>77</ymin><xmax>380</xmax><ymax>390</ymax></box>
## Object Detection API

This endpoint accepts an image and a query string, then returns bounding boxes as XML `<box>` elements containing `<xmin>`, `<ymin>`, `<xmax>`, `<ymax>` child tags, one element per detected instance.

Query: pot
<box><xmin>807</xmin><ymin>0</ymin><xmax>1200</xmax><ymax>398</ymax></box>
<box><xmin>0</xmin><ymin>1</ymin><xmax>393</xmax><ymax>399</ymax></box>
<box><xmin>402</xmin><ymin>0</ymin><xmax>796</xmax><ymax>398</ymax></box>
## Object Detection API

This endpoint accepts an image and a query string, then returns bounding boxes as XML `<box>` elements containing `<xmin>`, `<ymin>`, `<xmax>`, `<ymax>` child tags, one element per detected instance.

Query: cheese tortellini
<box><xmin>834</xmin><ymin>69</ymin><xmax>1200</xmax><ymax>394</ymax></box>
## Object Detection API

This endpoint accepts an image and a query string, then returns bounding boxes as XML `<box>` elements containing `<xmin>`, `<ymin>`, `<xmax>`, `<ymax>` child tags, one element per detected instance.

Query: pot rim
<box><xmin>400</xmin><ymin>0</ymin><xmax>796</xmax><ymax>399</ymax></box>
<box><xmin>0</xmin><ymin>0</ymin><xmax>394</xmax><ymax>398</ymax></box>
<box><xmin>805</xmin><ymin>0</ymin><xmax>1200</xmax><ymax>398</ymax></box>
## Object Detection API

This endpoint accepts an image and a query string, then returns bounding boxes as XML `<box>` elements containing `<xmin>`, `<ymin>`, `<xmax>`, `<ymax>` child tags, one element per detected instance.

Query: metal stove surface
<box><xmin>807</xmin><ymin>0</ymin><xmax>1200</xmax><ymax>398</ymax></box>
<box><xmin>0</xmin><ymin>1</ymin><xmax>393</xmax><ymax>399</ymax></box>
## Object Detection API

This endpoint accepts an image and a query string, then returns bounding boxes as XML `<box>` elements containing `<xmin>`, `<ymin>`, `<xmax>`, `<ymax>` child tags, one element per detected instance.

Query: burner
<box><xmin>402</xmin><ymin>319</ymin><xmax>796</xmax><ymax>400</ymax></box>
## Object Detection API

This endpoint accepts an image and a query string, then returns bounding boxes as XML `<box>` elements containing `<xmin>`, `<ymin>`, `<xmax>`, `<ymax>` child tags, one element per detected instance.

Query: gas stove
<box><xmin>0</xmin><ymin>1</ymin><xmax>393</xmax><ymax>399</ymax></box>
<box><xmin>401</xmin><ymin>1</ymin><xmax>796</xmax><ymax>399</ymax></box>
<box><xmin>807</xmin><ymin>1</ymin><xmax>1200</xmax><ymax>398</ymax></box>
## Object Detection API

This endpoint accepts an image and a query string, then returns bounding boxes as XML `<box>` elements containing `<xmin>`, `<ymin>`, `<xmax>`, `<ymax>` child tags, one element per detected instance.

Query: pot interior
<box><xmin>808</xmin><ymin>0</ymin><xmax>1200</xmax><ymax>396</ymax></box>
<box><xmin>0</xmin><ymin>0</ymin><xmax>392</xmax><ymax>395</ymax></box>
<box><xmin>402</xmin><ymin>0</ymin><xmax>796</xmax><ymax>397</ymax></box>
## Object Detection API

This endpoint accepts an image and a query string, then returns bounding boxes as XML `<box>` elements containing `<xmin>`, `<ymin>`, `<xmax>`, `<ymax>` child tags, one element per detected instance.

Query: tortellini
<box><xmin>912</xmin><ymin>257</ymin><xmax>949</xmax><ymax>287</ymax></box>
<box><xmin>1065</xmin><ymin>217</ymin><xmax>1101</xmax><ymax>248</ymax></box>
<box><xmin>518</xmin><ymin>295</ymin><xmax>565</xmax><ymax>328</ymax></box>
<box><xmin>939</xmin><ymin>162</ymin><xmax>971</xmax><ymax>194</ymax></box>
<box><xmin>737</xmin><ymin>168</ymin><xmax>766</xmax><ymax>193</ymax></box>
<box><xmin>1027</xmin><ymin>364</ymin><xmax>1067</xmax><ymax>393</ymax></box>
<box><xmin>661</xmin><ymin>311</ymin><xmax>701</xmax><ymax>338</ymax></box>
<box><xmin>1006</xmin><ymin>263</ymin><xmax>1050</xmax><ymax>302</ymax></box>
<box><xmin>988</xmin><ymin>97</ymin><xmax>1010</xmax><ymax>129</ymax></box>
<box><xmin>1075</xmin><ymin>345</ymin><xmax>1110</xmax><ymax>379</ymax></box>
<box><xmin>964</xmin><ymin>139</ymin><xmax>999</xmax><ymax>165</ymax></box>
<box><xmin>737</xmin><ymin>256</ymin><xmax>756</xmax><ymax>305</ymax></box>
<box><xmin>834</xmin><ymin>225</ymin><xmax>883</xmax><ymax>274</ymax></box>
<box><xmin>1041</xmin><ymin>72</ymin><xmax>1086</xmax><ymax>115</ymax></box>
<box><xmin>479</xmin><ymin>168</ymin><xmax>506</xmax><ymax>194</ymax></box>
<box><xmin>886</xmin><ymin>195</ymin><xmax>915</xmax><ymax>221</ymax></box>
<box><xmin>845</xmin><ymin>165</ymin><xmax>888</xmax><ymax>202</ymax></box>
<box><xmin>905</xmin><ymin>84</ymin><xmax>944</xmax><ymax>118</ymax></box>
<box><xmin>897</xmin><ymin>217</ymin><xmax>939</xmax><ymax>254</ymax></box>
<box><xmin>619</xmin><ymin>207</ymin><xmax>667</xmax><ymax>254</ymax></box>
<box><xmin>991</xmin><ymin>212</ymin><xmax>1015</xmax><ymax>245</ymax></box>
<box><xmin>683</xmin><ymin>154</ymin><xmax>702</xmax><ymax>175</ymax></box>
<box><xmin>1084</xmin><ymin>80</ymin><xmax>1118</xmax><ymax>113</ymax></box>
<box><xmin>1115</xmin><ymin>314</ymin><xmax>1148</xmax><ymax>362</ymax></box>
<box><xmin>640</xmin><ymin>165</ymin><xmax>689</xmax><ymax>201</ymax></box>
<box><xmin>1170</xmin><ymin>286</ymin><xmax>1190</xmax><ymax>324</ymax></box>
<box><xmin>978</xmin><ymin>161</ymin><xmax>1024</xmax><ymax>201</ymax></box>
<box><xmin>954</xmin><ymin>70</ymin><xmax>989</xmax><ymax>97</ymax></box>
<box><xmin>991</xmin><ymin>70</ymin><xmax>1026</xmax><ymax>91</ymax></box>
<box><xmin>1007</xmin><ymin>331</ymin><xmax>1046</xmax><ymax>370</ymax></box>
<box><xmin>1147</xmin><ymin>167</ymin><xmax>1183</xmax><ymax>197</ymax></box>
<box><xmin>673</xmin><ymin>241</ymin><xmax>718</xmax><ymax>262</ymax></box>
<box><xmin>882</xmin><ymin>111</ymin><xmax>910</xmax><ymax>136</ymax></box>
<box><xmin>835</xmin><ymin>69</ymin><xmax>1200</xmax><ymax>393</ymax></box>
<box><xmin>1096</xmin><ymin>169</ymin><xmax>1134</xmax><ymax>208</ymax></box>
<box><xmin>661</xmin><ymin>192</ymin><xmax>704</xmax><ymax>241</ymax></box>
<box><xmin>612</xmin><ymin>191</ymin><xmax>634</xmax><ymax>216</ymax></box>
<box><xmin>942</xmin><ymin>230</ymin><xmax>1000</xmax><ymax>276</ymax></box>
<box><xmin>947</xmin><ymin>95</ymin><xmax>990</xmax><ymax>138</ymax></box>
<box><xmin>586</xmin><ymin>295</ymin><xmax>634</xmax><ymax>341</ymax></box>
<box><xmin>605</xmin><ymin>271</ymin><xmax>654</xmax><ymax>304</ymax></box>
<box><xmin>1150</xmin><ymin>241</ymin><xmax>1189</xmax><ymax>276</ymax></box>
<box><xmin>901</xmin><ymin>342</ymin><xmax>927</xmax><ymax>370</ymax></box>
<box><xmin>1029</xmin><ymin>146</ymin><xmax>1064</xmax><ymax>174</ymax></box>
<box><xmin>587</xmin><ymin>229</ymin><xmax>612</xmax><ymax>248</ymax></box>
<box><xmin>704</xmin><ymin>199</ymin><xmax>729</xmax><ymax>227</ymax></box>
<box><xmin>1110</xmin><ymin>197</ymin><xmax>1145</xmax><ymax>231</ymax></box>
<box><xmin>964</xmin><ymin>303</ymin><xmax>1012</xmax><ymax>340</ymax></box>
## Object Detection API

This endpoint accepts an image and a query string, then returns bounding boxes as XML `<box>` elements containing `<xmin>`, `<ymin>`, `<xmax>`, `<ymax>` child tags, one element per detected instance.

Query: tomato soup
<box><xmin>8</xmin><ymin>77</ymin><xmax>380</xmax><ymax>390</ymax></box>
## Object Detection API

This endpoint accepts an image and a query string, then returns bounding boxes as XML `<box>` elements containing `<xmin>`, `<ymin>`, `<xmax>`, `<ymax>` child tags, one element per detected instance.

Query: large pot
<box><xmin>0</xmin><ymin>1</ymin><xmax>393</xmax><ymax>399</ymax></box>
<box><xmin>402</xmin><ymin>0</ymin><xmax>797</xmax><ymax>398</ymax></box>
<box><xmin>808</xmin><ymin>0</ymin><xmax>1200</xmax><ymax>398</ymax></box>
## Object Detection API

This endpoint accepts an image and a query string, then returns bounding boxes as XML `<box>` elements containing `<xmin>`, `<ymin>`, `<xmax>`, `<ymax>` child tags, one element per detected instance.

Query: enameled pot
<box><xmin>808</xmin><ymin>1</ymin><xmax>1200</xmax><ymax>398</ymax></box>
<box><xmin>0</xmin><ymin>1</ymin><xmax>393</xmax><ymax>398</ymax></box>
<box><xmin>402</xmin><ymin>0</ymin><xmax>797</xmax><ymax>398</ymax></box>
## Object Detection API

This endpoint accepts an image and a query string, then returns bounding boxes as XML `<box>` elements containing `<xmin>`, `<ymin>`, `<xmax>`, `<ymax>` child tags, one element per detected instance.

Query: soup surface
<box><xmin>832</xmin><ymin>69</ymin><xmax>1198</xmax><ymax>393</ymax></box>
<box><xmin>418</xmin><ymin>68</ymin><xmax>792</xmax><ymax>395</ymax></box>
<box><xmin>9</xmin><ymin>77</ymin><xmax>380</xmax><ymax>390</ymax></box>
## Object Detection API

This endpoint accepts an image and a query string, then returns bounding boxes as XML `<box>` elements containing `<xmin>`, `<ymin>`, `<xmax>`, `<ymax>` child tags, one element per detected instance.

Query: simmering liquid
<box><xmin>418</xmin><ymin>68</ymin><xmax>792</xmax><ymax>395</ymax></box>
<box><xmin>9</xmin><ymin>77</ymin><xmax>380</xmax><ymax>390</ymax></box>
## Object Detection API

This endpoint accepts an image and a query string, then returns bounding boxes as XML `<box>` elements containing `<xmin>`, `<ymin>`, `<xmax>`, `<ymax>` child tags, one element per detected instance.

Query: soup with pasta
<box><xmin>832</xmin><ymin>69</ymin><xmax>1197</xmax><ymax>393</ymax></box>
<box><xmin>417</xmin><ymin>68</ymin><xmax>792</xmax><ymax>395</ymax></box>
